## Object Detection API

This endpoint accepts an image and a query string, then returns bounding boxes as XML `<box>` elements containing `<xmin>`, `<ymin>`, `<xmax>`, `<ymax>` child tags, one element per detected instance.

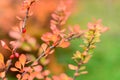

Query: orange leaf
<box><xmin>16</xmin><ymin>74</ymin><xmax>21</xmax><ymax>80</ymax></box>
<box><xmin>41</xmin><ymin>43</ymin><xmax>48</xmax><ymax>51</ymax></box>
<box><xmin>42</xmin><ymin>70</ymin><xmax>50</xmax><ymax>76</ymax></box>
<box><xmin>19</xmin><ymin>54</ymin><xmax>26</xmax><ymax>67</ymax></box>
<box><xmin>0</xmin><ymin>72</ymin><xmax>5</xmax><ymax>78</ymax></box>
<box><xmin>0</xmin><ymin>53</ymin><xmax>4</xmax><ymax>63</ymax></box>
<box><xmin>0</xmin><ymin>54</ymin><xmax>5</xmax><ymax>72</ymax></box>
<box><xmin>15</xmin><ymin>61</ymin><xmax>21</xmax><ymax>69</ymax></box>
<box><xmin>83</xmin><ymin>55</ymin><xmax>92</xmax><ymax>64</ymax></box>
<box><xmin>22</xmin><ymin>73</ymin><xmax>29</xmax><ymax>80</ymax></box>
<box><xmin>68</xmin><ymin>64</ymin><xmax>77</xmax><ymax>70</ymax></box>
<box><xmin>59</xmin><ymin>39</ymin><xmax>70</xmax><ymax>48</ymax></box>
<box><xmin>10</xmin><ymin>67</ymin><xmax>19</xmax><ymax>72</ymax></box>
<box><xmin>0</xmin><ymin>40</ymin><xmax>11</xmax><ymax>51</ymax></box>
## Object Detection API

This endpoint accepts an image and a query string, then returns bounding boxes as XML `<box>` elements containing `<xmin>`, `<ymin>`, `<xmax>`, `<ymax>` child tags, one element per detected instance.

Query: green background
<box><xmin>56</xmin><ymin>0</ymin><xmax>120</xmax><ymax>80</ymax></box>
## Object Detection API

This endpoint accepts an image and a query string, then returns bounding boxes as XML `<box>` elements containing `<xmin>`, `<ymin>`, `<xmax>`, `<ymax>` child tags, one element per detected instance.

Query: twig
<box><xmin>21</xmin><ymin>0</ymin><xmax>35</xmax><ymax>32</ymax></box>
<box><xmin>72</xmin><ymin>30</ymin><xmax>96</xmax><ymax>80</ymax></box>
<box><xmin>73</xmin><ymin>60</ymin><xmax>83</xmax><ymax>80</ymax></box>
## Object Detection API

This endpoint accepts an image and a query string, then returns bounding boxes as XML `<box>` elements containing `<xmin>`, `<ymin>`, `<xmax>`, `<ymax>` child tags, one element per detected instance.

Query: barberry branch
<box><xmin>21</xmin><ymin>0</ymin><xmax>35</xmax><ymax>33</ymax></box>
<box><xmin>20</xmin><ymin>32</ymin><xmax>84</xmax><ymax>79</ymax></box>
<box><xmin>73</xmin><ymin>28</ymin><xmax>97</xmax><ymax>80</ymax></box>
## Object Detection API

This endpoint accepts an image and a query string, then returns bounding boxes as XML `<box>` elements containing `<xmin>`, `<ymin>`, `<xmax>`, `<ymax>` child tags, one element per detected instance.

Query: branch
<box><xmin>21</xmin><ymin>0</ymin><xmax>35</xmax><ymax>32</ymax></box>
<box><xmin>20</xmin><ymin>32</ymin><xmax>84</xmax><ymax>79</ymax></box>
<box><xmin>73</xmin><ymin>30</ymin><xmax>96</xmax><ymax>80</ymax></box>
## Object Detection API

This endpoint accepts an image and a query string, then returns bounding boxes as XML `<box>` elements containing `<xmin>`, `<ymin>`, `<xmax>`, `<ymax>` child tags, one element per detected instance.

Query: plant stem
<box><xmin>21</xmin><ymin>0</ymin><xmax>35</xmax><ymax>32</ymax></box>
<box><xmin>73</xmin><ymin>30</ymin><xmax>96</xmax><ymax>80</ymax></box>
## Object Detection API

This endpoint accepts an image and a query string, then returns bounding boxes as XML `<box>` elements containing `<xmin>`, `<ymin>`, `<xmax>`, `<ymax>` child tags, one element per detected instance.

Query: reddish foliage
<box><xmin>0</xmin><ymin>0</ymin><xmax>108</xmax><ymax>80</ymax></box>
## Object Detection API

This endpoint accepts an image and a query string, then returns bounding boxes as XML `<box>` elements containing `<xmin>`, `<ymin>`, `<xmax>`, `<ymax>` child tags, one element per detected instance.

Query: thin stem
<box><xmin>73</xmin><ymin>60</ymin><xmax>83</xmax><ymax>80</ymax></box>
<box><xmin>21</xmin><ymin>0</ymin><xmax>35</xmax><ymax>32</ymax></box>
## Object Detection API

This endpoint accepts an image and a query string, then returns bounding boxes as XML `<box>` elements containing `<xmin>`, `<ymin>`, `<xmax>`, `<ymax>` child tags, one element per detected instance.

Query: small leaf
<box><xmin>42</xmin><ymin>70</ymin><xmax>50</xmax><ymax>76</ymax></box>
<box><xmin>41</xmin><ymin>43</ymin><xmax>48</xmax><ymax>52</ymax></box>
<box><xmin>83</xmin><ymin>55</ymin><xmax>92</xmax><ymax>64</ymax></box>
<box><xmin>15</xmin><ymin>61</ymin><xmax>21</xmax><ymax>69</ymax></box>
<box><xmin>33</xmin><ymin>65</ymin><xmax>42</xmax><ymax>72</ymax></box>
<box><xmin>68</xmin><ymin>64</ymin><xmax>78</xmax><ymax>70</ymax></box>
<box><xmin>80</xmin><ymin>71</ymin><xmax>88</xmax><ymax>74</ymax></box>
<box><xmin>0</xmin><ymin>53</ymin><xmax>4</xmax><ymax>63</ymax></box>
<box><xmin>0</xmin><ymin>72</ymin><xmax>5</xmax><ymax>78</ymax></box>
<box><xmin>19</xmin><ymin>54</ymin><xmax>26</xmax><ymax>67</ymax></box>
<box><xmin>0</xmin><ymin>40</ymin><xmax>11</xmax><ymax>51</ymax></box>
<box><xmin>79</xmin><ymin>66</ymin><xmax>86</xmax><ymax>71</ymax></box>
<box><xmin>16</xmin><ymin>74</ymin><xmax>21</xmax><ymax>79</ymax></box>
<box><xmin>10</xmin><ymin>67</ymin><xmax>19</xmax><ymax>72</ymax></box>
<box><xmin>59</xmin><ymin>39</ymin><xmax>70</xmax><ymax>48</ymax></box>
<box><xmin>22</xmin><ymin>73</ymin><xmax>29</xmax><ymax>80</ymax></box>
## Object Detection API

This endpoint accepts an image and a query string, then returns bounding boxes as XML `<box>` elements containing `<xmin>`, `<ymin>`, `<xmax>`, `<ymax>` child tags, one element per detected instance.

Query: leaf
<box><xmin>16</xmin><ymin>74</ymin><xmax>21</xmax><ymax>80</ymax></box>
<box><xmin>79</xmin><ymin>66</ymin><xmax>86</xmax><ymax>71</ymax></box>
<box><xmin>22</xmin><ymin>73</ymin><xmax>29</xmax><ymax>80</ymax></box>
<box><xmin>0</xmin><ymin>53</ymin><xmax>5</xmax><ymax>72</ymax></box>
<box><xmin>33</xmin><ymin>65</ymin><xmax>42</xmax><ymax>72</ymax></box>
<box><xmin>19</xmin><ymin>54</ymin><xmax>26</xmax><ymax>67</ymax></box>
<box><xmin>42</xmin><ymin>70</ymin><xmax>50</xmax><ymax>76</ymax></box>
<box><xmin>10</xmin><ymin>67</ymin><xmax>19</xmax><ymax>72</ymax></box>
<box><xmin>41</xmin><ymin>32</ymin><xmax>53</xmax><ymax>42</ymax></box>
<box><xmin>83</xmin><ymin>55</ymin><xmax>92</xmax><ymax>64</ymax></box>
<box><xmin>26</xmin><ymin>54</ymin><xmax>36</xmax><ymax>62</ymax></box>
<box><xmin>0</xmin><ymin>40</ymin><xmax>11</xmax><ymax>51</ymax></box>
<box><xmin>41</xmin><ymin>43</ymin><xmax>48</xmax><ymax>52</ymax></box>
<box><xmin>59</xmin><ymin>39</ymin><xmax>70</xmax><ymax>48</ymax></box>
<box><xmin>72</xmin><ymin>51</ymin><xmax>82</xmax><ymax>60</ymax></box>
<box><xmin>80</xmin><ymin>71</ymin><xmax>88</xmax><ymax>74</ymax></box>
<box><xmin>45</xmin><ymin>77</ymin><xmax>52</xmax><ymax>80</ymax></box>
<box><xmin>15</xmin><ymin>61</ymin><xmax>21</xmax><ymax>69</ymax></box>
<box><xmin>0</xmin><ymin>72</ymin><xmax>5</xmax><ymax>78</ymax></box>
<box><xmin>68</xmin><ymin>64</ymin><xmax>77</xmax><ymax>70</ymax></box>
<box><xmin>0</xmin><ymin>53</ymin><xmax>4</xmax><ymax>63</ymax></box>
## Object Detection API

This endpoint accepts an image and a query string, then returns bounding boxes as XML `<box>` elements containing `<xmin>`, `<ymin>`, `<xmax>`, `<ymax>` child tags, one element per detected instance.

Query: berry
<box><xmin>10</xmin><ymin>54</ymin><xmax>15</xmax><ymax>59</ymax></box>
<box><xmin>14</xmin><ymin>52</ymin><xmax>20</xmax><ymax>58</ymax></box>
<box><xmin>22</xmin><ymin>28</ymin><xmax>26</xmax><ymax>33</ymax></box>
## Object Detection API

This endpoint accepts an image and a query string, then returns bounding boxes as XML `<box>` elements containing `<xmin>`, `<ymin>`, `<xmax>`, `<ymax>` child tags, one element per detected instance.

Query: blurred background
<box><xmin>0</xmin><ymin>0</ymin><xmax>120</xmax><ymax>80</ymax></box>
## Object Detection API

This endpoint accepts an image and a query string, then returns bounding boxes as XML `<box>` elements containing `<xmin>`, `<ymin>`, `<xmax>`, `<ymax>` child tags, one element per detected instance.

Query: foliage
<box><xmin>0</xmin><ymin>0</ymin><xmax>108</xmax><ymax>80</ymax></box>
